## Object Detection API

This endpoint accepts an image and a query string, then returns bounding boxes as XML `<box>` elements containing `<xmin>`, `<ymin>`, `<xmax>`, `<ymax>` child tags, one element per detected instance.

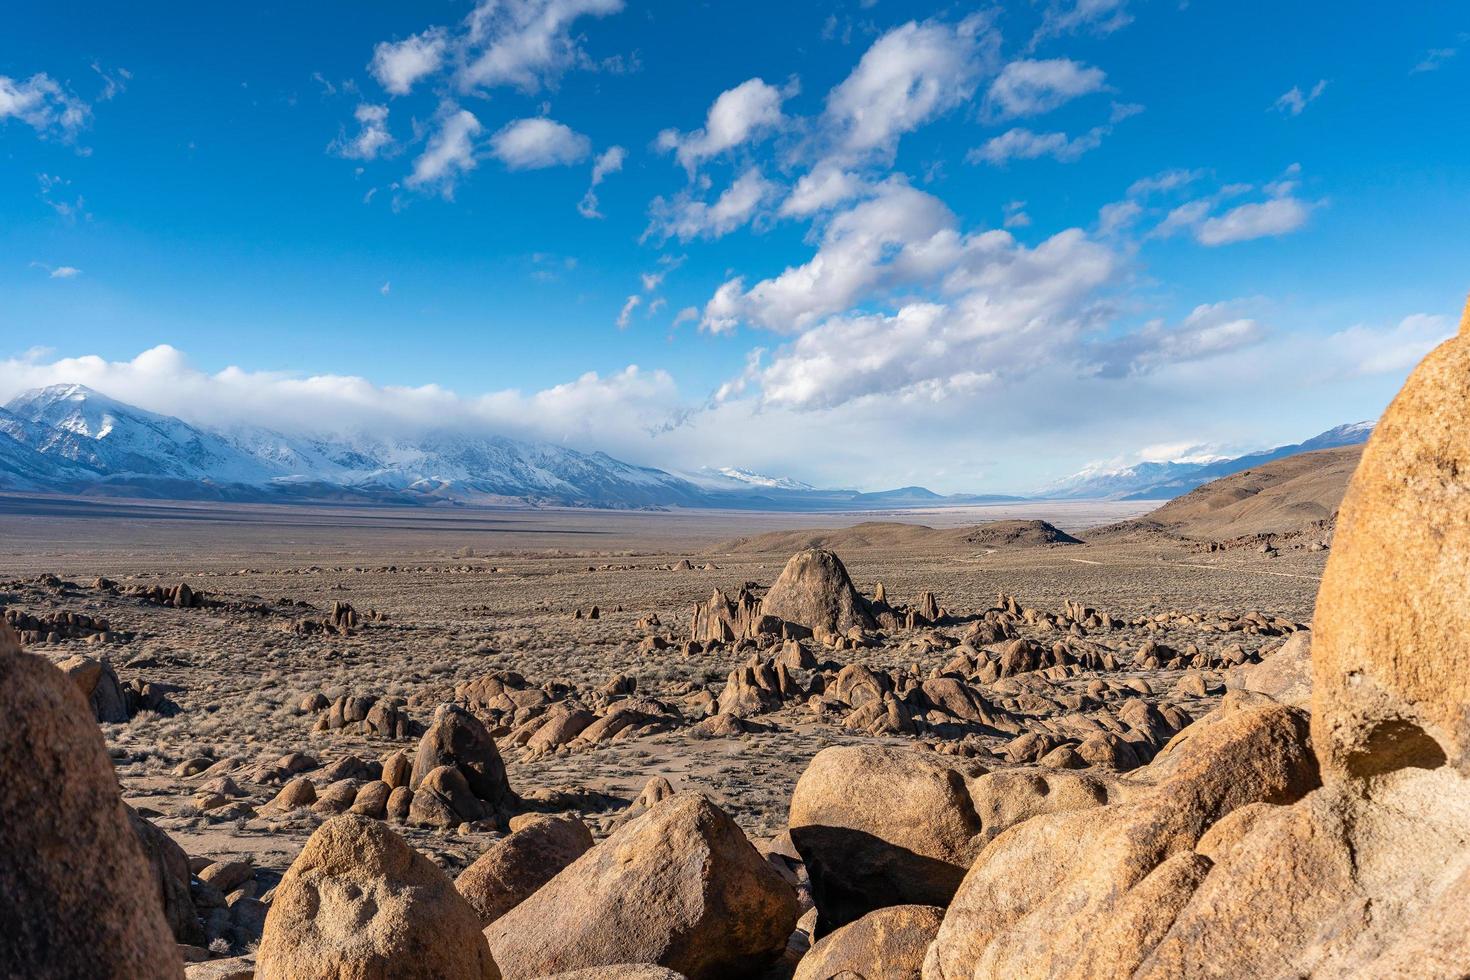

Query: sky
<box><xmin>2</xmin><ymin>0</ymin><xmax>1467</xmax><ymax>494</ymax></box>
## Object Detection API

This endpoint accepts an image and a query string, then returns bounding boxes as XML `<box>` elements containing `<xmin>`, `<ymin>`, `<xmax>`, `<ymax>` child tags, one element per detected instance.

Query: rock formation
<box><xmin>0</xmin><ymin>622</ymin><xmax>184</xmax><ymax>978</ymax></box>
<box><xmin>256</xmin><ymin>814</ymin><xmax>498</xmax><ymax>979</ymax></box>
<box><xmin>456</xmin><ymin>814</ymin><xmax>594</xmax><ymax>926</ymax></box>
<box><xmin>486</xmin><ymin>793</ymin><xmax>798</xmax><ymax>979</ymax></box>
<box><xmin>761</xmin><ymin>548</ymin><xmax>877</xmax><ymax>634</ymax></box>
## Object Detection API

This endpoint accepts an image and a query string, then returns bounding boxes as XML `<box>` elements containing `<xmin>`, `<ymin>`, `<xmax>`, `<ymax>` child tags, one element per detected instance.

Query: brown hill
<box><xmin>1089</xmin><ymin>444</ymin><xmax>1363</xmax><ymax>542</ymax></box>
<box><xmin>714</xmin><ymin>519</ymin><xmax>1081</xmax><ymax>555</ymax></box>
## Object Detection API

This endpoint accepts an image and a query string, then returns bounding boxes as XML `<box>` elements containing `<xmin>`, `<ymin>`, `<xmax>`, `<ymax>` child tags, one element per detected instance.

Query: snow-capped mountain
<box><xmin>681</xmin><ymin>466</ymin><xmax>819</xmax><ymax>492</ymax></box>
<box><xmin>1036</xmin><ymin>422</ymin><xmax>1376</xmax><ymax>501</ymax></box>
<box><xmin>0</xmin><ymin>384</ymin><xmax>706</xmax><ymax>508</ymax></box>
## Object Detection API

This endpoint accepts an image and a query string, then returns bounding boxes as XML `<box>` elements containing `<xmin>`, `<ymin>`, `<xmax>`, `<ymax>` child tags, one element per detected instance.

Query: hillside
<box><xmin>1088</xmin><ymin>444</ymin><xmax>1364</xmax><ymax>542</ymax></box>
<box><xmin>715</xmin><ymin>519</ymin><xmax>1082</xmax><ymax>554</ymax></box>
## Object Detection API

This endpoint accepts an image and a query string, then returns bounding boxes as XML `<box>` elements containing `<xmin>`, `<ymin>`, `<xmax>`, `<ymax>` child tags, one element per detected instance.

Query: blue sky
<box><xmin>2</xmin><ymin>0</ymin><xmax>1467</xmax><ymax>492</ymax></box>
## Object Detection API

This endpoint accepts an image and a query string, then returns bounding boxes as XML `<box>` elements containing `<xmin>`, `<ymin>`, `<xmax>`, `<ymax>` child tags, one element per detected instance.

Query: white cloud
<box><xmin>1272</xmin><ymin>79</ymin><xmax>1327</xmax><ymax>116</ymax></box>
<box><xmin>657</xmin><ymin>78</ymin><xmax>790</xmax><ymax>174</ymax></box>
<box><xmin>1088</xmin><ymin>303</ymin><xmax>1268</xmax><ymax>377</ymax></box>
<box><xmin>615</xmin><ymin>294</ymin><xmax>641</xmax><ymax>329</ymax></box>
<box><xmin>1003</xmin><ymin>200</ymin><xmax>1032</xmax><ymax>228</ymax></box>
<box><xmin>1032</xmin><ymin>0</ymin><xmax>1132</xmax><ymax>44</ymax></box>
<box><xmin>1195</xmin><ymin>196</ymin><xmax>1313</xmax><ymax>246</ymax></box>
<box><xmin>645</xmin><ymin>168</ymin><xmax>778</xmax><ymax>242</ymax></box>
<box><xmin>0</xmin><ymin>345</ymin><xmax>682</xmax><ymax>459</ymax></box>
<box><xmin>407</xmin><ymin>107</ymin><xmax>482</xmax><ymax>194</ymax></box>
<box><xmin>1412</xmin><ymin>48</ymin><xmax>1457</xmax><ymax>74</ymax></box>
<box><xmin>0</xmin><ymin>73</ymin><xmax>90</xmax><ymax>139</ymax></box>
<box><xmin>1127</xmin><ymin>168</ymin><xmax>1203</xmax><ymax>197</ymax></box>
<box><xmin>578</xmin><ymin>145</ymin><xmax>626</xmax><ymax>218</ymax></box>
<box><xmin>778</xmin><ymin>166</ymin><xmax>872</xmax><ymax>218</ymax></box>
<box><xmin>1097</xmin><ymin>199</ymin><xmax>1141</xmax><ymax>236</ymax></box>
<box><xmin>1328</xmin><ymin>313</ymin><xmax>1456</xmax><ymax>375</ymax></box>
<box><xmin>969</xmin><ymin>126</ymin><xmax>1106</xmax><ymax>166</ymax></box>
<box><xmin>489</xmin><ymin>117</ymin><xmax>591</xmax><ymax>170</ymax></box>
<box><xmin>985</xmin><ymin>58</ymin><xmax>1107</xmax><ymax>119</ymax></box>
<box><xmin>371</xmin><ymin>30</ymin><xmax>448</xmax><ymax>95</ymax></box>
<box><xmin>823</xmin><ymin>15</ymin><xmax>997</xmax><ymax>158</ymax></box>
<box><xmin>338</xmin><ymin>103</ymin><xmax>393</xmax><ymax>160</ymax></box>
<box><xmin>458</xmin><ymin>0</ymin><xmax>624</xmax><ymax>93</ymax></box>
<box><xmin>380</xmin><ymin>281</ymin><xmax>391</xmax><ymax>296</ymax></box>
<box><xmin>49</xmin><ymin>266</ymin><xmax>82</xmax><ymax>279</ymax></box>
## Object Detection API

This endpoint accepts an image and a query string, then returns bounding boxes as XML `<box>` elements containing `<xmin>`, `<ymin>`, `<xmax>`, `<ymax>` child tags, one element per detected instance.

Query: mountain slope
<box><xmin>1088</xmin><ymin>444</ymin><xmax>1363</xmax><ymax>541</ymax></box>
<box><xmin>1038</xmin><ymin>422</ymin><xmax>1374</xmax><ymax>501</ymax></box>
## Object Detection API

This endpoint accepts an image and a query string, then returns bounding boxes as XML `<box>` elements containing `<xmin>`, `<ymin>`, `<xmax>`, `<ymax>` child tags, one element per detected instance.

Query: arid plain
<box><xmin>0</xmin><ymin>482</ymin><xmax>1333</xmax><ymax>973</ymax></box>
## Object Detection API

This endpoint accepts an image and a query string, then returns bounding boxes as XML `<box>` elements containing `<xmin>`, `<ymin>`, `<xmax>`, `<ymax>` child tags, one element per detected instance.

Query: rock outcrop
<box><xmin>256</xmin><ymin>814</ymin><xmax>498</xmax><ymax>979</ymax></box>
<box><xmin>0</xmin><ymin>623</ymin><xmax>184</xmax><ymax>978</ymax></box>
<box><xmin>411</xmin><ymin>703</ymin><xmax>514</xmax><ymax>820</ymax></box>
<box><xmin>761</xmin><ymin>549</ymin><xmax>877</xmax><ymax>635</ymax></box>
<box><xmin>486</xmin><ymin>793</ymin><xmax>798</xmax><ymax>979</ymax></box>
<box><xmin>456</xmin><ymin>814</ymin><xmax>594</xmax><ymax>926</ymax></box>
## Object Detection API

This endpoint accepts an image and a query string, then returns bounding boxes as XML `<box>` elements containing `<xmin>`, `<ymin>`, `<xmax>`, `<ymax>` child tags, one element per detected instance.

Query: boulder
<box><xmin>456</xmin><ymin>814</ymin><xmax>594</xmax><ymax>925</ymax></box>
<box><xmin>486</xmin><ymin>793</ymin><xmax>797</xmax><ymax>979</ymax></box>
<box><xmin>1312</xmin><ymin>309</ymin><xmax>1470</xmax><ymax>777</ymax></box>
<box><xmin>921</xmin><ymin>695</ymin><xmax>1318</xmax><ymax>980</ymax></box>
<box><xmin>128</xmin><ymin>805</ymin><xmax>205</xmax><ymax>946</ymax></box>
<box><xmin>539</xmin><ymin>969</ymin><xmax>686</xmax><ymax>980</ymax></box>
<box><xmin>1232</xmin><ymin>630</ymin><xmax>1312</xmax><ymax>708</ymax></box>
<box><xmin>760</xmin><ymin>549</ymin><xmax>877</xmax><ymax>634</ymax></box>
<box><xmin>409</xmin><ymin>764</ymin><xmax>485</xmax><ymax>827</ymax></box>
<box><xmin>411</xmin><ymin>703</ymin><xmax>514</xmax><ymax>815</ymax></box>
<box><xmin>57</xmin><ymin>653</ymin><xmax>130</xmax><ymax>722</ymax></box>
<box><xmin>0</xmin><ymin>624</ymin><xmax>183</xmax><ymax>977</ymax></box>
<box><xmin>788</xmin><ymin>746</ymin><xmax>989</xmax><ymax>933</ymax></box>
<box><xmin>255</xmin><ymin>814</ymin><xmax>498</xmax><ymax>979</ymax></box>
<box><xmin>794</xmin><ymin>904</ymin><xmax>944</xmax><ymax>980</ymax></box>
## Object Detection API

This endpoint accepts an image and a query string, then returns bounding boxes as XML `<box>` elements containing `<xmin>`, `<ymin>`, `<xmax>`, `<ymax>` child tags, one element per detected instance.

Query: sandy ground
<box><xmin>0</xmin><ymin>495</ymin><xmax>1326</xmax><ymax>947</ymax></box>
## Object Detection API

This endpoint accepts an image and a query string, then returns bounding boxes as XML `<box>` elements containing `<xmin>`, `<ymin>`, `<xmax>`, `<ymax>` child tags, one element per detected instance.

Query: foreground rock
<box><xmin>486</xmin><ymin>793</ymin><xmax>798</xmax><ymax>979</ymax></box>
<box><xmin>794</xmin><ymin>904</ymin><xmax>944</xmax><ymax>980</ymax></box>
<box><xmin>456</xmin><ymin>814</ymin><xmax>594</xmax><ymax>925</ymax></box>
<box><xmin>0</xmin><ymin>623</ymin><xmax>183</xmax><ymax>978</ymax></box>
<box><xmin>256</xmin><ymin>814</ymin><xmax>498</xmax><ymax>980</ymax></box>
<box><xmin>789</xmin><ymin>746</ymin><xmax>1117</xmax><ymax>933</ymax></box>
<box><xmin>923</xmin><ymin>302</ymin><xmax>1470</xmax><ymax>978</ymax></box>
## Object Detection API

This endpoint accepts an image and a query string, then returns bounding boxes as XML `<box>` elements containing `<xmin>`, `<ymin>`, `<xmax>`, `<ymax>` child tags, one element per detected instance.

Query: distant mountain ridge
<box><xmin>1036</xmin><ymin>422</ymin><xmax>1375</xmax><ymax>501</ymax></box>
<box><xmin>0</xmin><ymin>384</ymin><xmax>1018</xmax><ymax>511</ymax></box>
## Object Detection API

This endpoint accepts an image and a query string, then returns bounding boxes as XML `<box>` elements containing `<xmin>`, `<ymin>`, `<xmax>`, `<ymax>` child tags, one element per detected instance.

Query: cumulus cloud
<box><xmin>1087</xmin><ymin>303</ymin><xmax>1269</xmax><ymax>377</ymax></box>
<box><xmin>489</xmin><ymin>117</ymin><xmax>591</xmax><ymax>169</ymax></box>
<box><xmin>337</xmin><ymin>103</ymin><xmax>394</xmax><ymax>160</ymax></box>
<box><xmin>645</xmin><ymin>168</ymin><xmax>778</xmax><ymax>243</ymax></box>
<box><xmin>49</xmin><ymin>265</ymin><xmax>82</xmax><ymax>279</ymax></box>
<box><xmin>407</xmin><ymin>107</ymin><xmax>482</xmax><ymax>194</ymax></box>
<box><xmin>822</xmin><ymin>15</ymin><xmax>998</xmax><ymax>159</ymax></box>
<box><xmin>0</xmin><ymin>73</ymin><xmax>90</xmax><ymax>139</ymax></box>
<box><xmin>778</xmin><ymin>166</ymin><xmax>873</xmax><ymax>218</ymax></box>
<box><xmin>1272</xmin><ymin>79</ymin><xmax>1327</xmax><ymax>116</ymax></box>
<box><xmin>577</xmin><ymin>144</ymin><xmax>626</xmax><ymax>218</ymax></box>
<box><xmin>968</xmin><ymin>126</ymin><xmax>1106</xmax><ymax>166</ymax></box>
<box><xmin>984</xmin><ymin>58</ymin><xmax>1107</xmax><ymax>119</ymax></box>
<box><xmin>370</xmin><ymin>30</ymin><xmax>448</xmax><ymax>95</ymax></box>
<box><xmin>458</xmin><ymin>0</ymin><xmax>624</xmax><ymax>93</ymax></box>
<box><xmin>657</xmin><ymin>77</ymin><xmax>791</xmax><ymax>174</ymax></box>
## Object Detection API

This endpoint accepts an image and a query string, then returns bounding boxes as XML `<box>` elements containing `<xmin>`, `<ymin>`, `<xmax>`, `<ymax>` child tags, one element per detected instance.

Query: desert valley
<box><xmin>8</xmin><ymin>1</ymin><xmax>1470</xmax><ymax>976</ymax></box>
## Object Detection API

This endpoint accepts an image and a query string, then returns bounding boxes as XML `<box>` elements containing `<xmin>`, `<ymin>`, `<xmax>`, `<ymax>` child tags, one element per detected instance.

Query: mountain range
<box><xmin>0</xmin><ymin>384</ymin><xmax>1021</xmax><ymax>511</ymax></box>
<box><xmin>1033</xmin><ymin>422</ymin><xmax>1376</xmax><ymax>501</ymax></box>
<box><xmin>0</xmin><ymin>384</ymin><xmax>1373</xmax><ymax>510</ymax></box>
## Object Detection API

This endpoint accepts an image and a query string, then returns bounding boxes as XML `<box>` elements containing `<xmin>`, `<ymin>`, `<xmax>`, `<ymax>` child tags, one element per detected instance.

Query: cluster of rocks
<box><xmin>57</xmin><ymin>652</ymin><xmax>173</xmax><ymax>721</ymax></box>
<box><xmin>2</xmin><ymin>606</ymin><xmax>129</xmax><ymax>645</ymax></box>
<box><xmin>300</xmin><ymin>689</ymin><xmax>414</xmax><ymax>737</ymax></box>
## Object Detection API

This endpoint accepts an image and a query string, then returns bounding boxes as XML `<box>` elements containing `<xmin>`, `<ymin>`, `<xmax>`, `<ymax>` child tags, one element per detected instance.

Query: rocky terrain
<box><xmin>3</xmin><ymin>309</ymin><xmax>1467</xmax><ymax>978</ymax></box>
